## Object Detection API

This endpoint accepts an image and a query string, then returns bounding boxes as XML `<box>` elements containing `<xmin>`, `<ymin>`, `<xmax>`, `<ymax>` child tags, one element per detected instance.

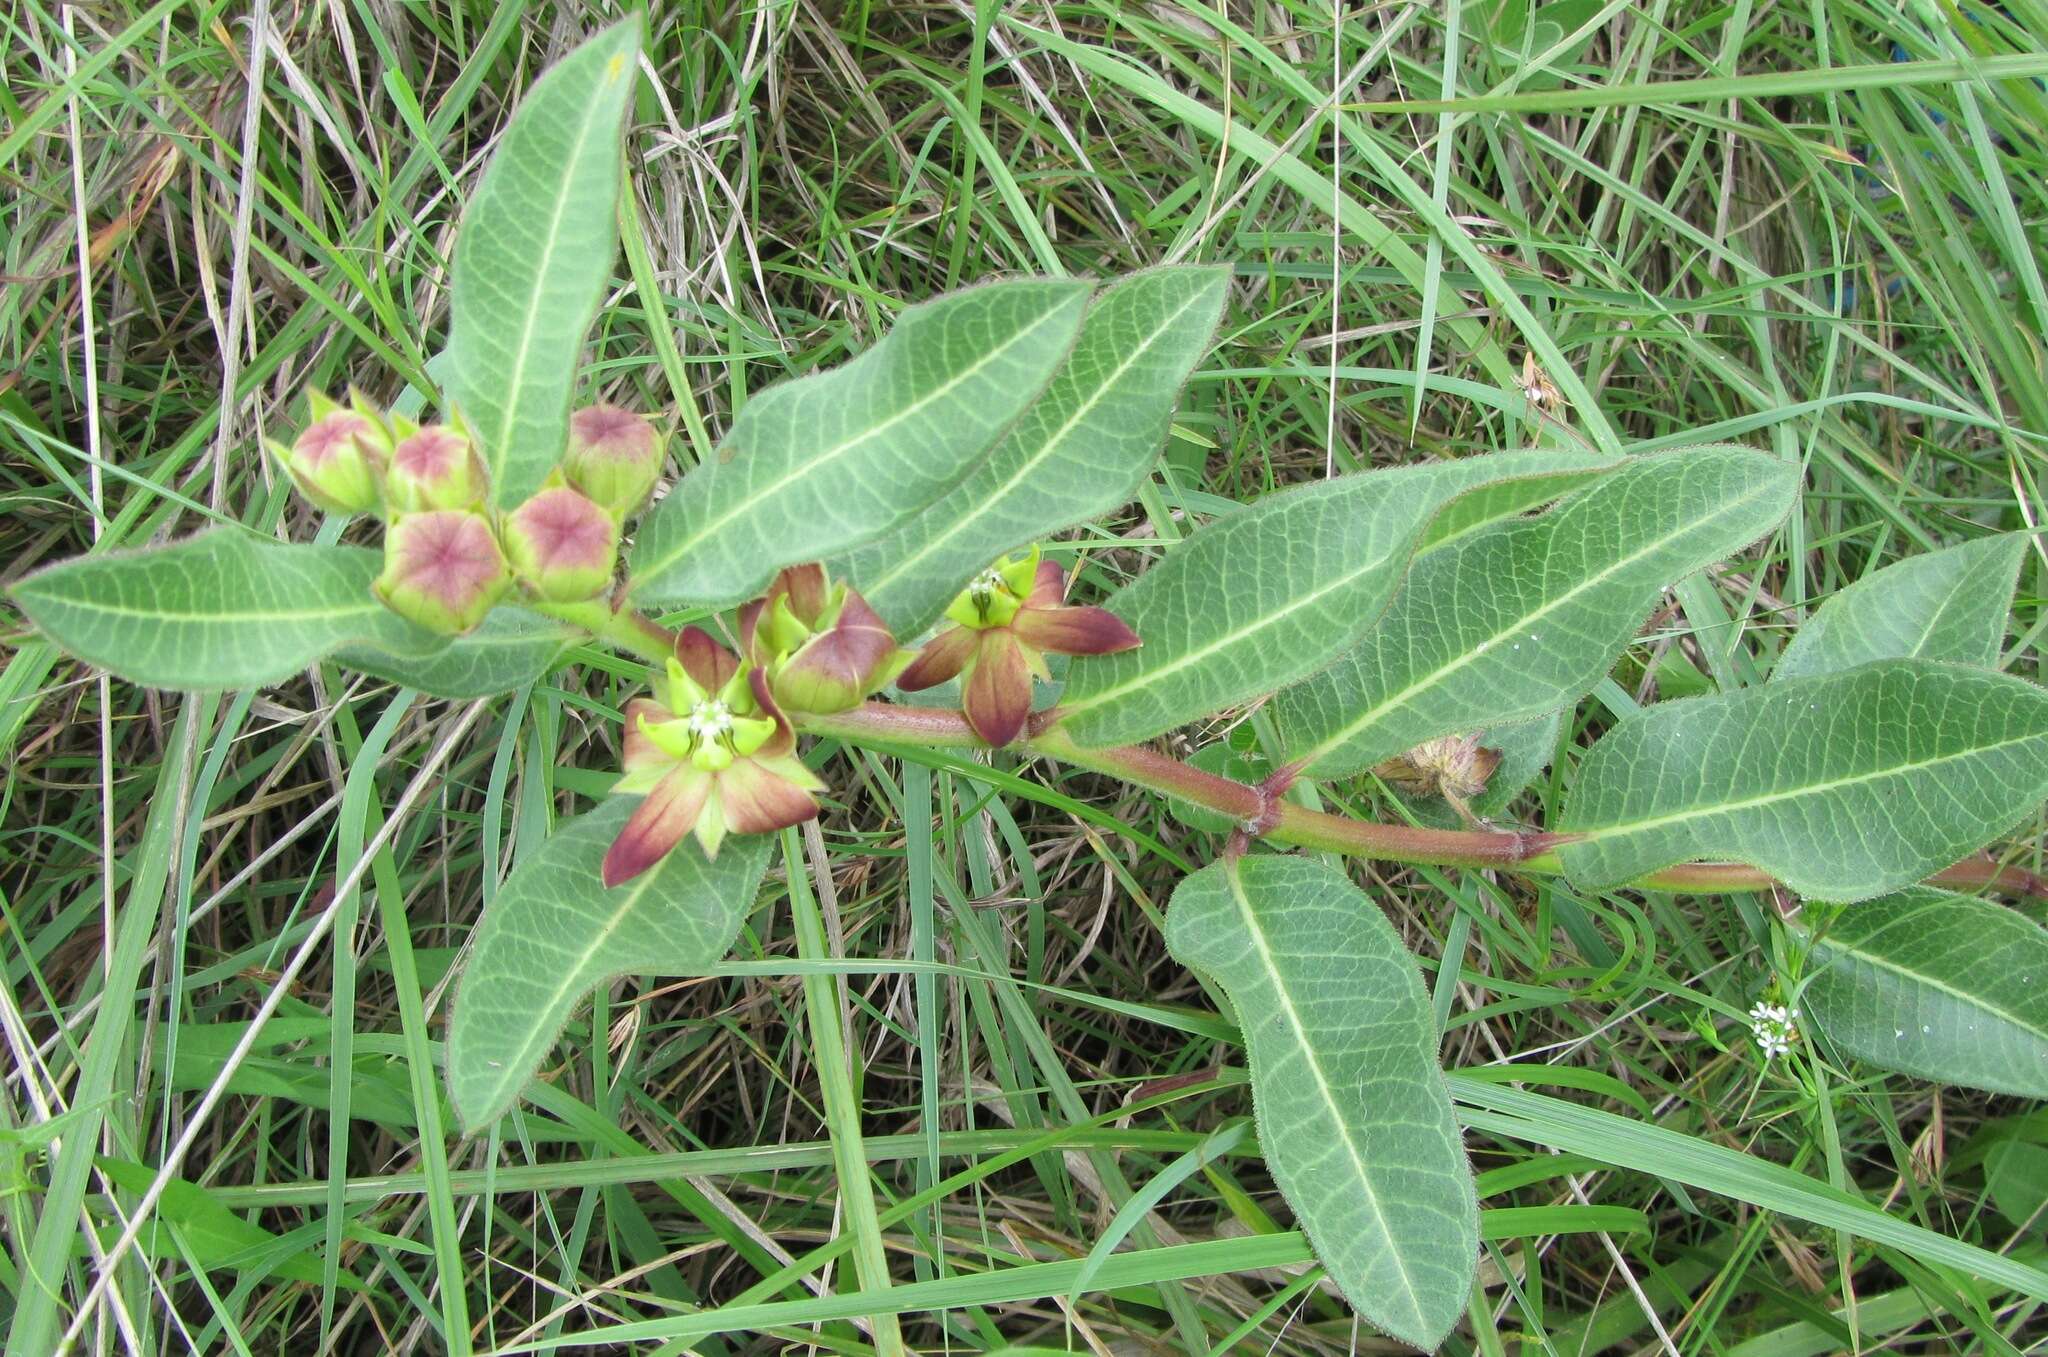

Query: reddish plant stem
<box><xmin>802</xmin><ymin>700</ymin><xmax>2048</xmax><ymax>902</ymax></box>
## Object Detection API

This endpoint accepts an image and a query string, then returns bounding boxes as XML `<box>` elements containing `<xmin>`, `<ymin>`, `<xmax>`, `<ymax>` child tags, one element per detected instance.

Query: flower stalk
<box><xmin>526</xmin><ymin>601</ymin><xmax>2048</xmax><ymax>903</ymax></box>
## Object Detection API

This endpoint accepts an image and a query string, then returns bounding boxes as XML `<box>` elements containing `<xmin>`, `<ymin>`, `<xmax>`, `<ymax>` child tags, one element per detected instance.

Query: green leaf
<box><xmin>9</xmin><ymin>531</ymin><xmax>441</xmax><ymax>690</ymax></box>
<box><xmin>836</xmin><ymin>266</ymin><xmax>1230</xmax><ymax>634</ymax></box>
<box><xmin>339</xmin><ymin>607</ymin><xmax>579</xmax><ymax>697</ymax></box>
<box><xmin>1557</xmin><ymin>660</ymin><xmax>2048</xmax><ymax>899</ymax></box>
<box><xmin>1775</xmin><ymin>533</ymin><xmax>2028</xmax><ymax>681</ymax></box>
<box><xmin>1167</xmin><ymin>854</ymin><xmax>1478</xmax><ymax>1348</ymax></box>
<box><xmin>1054</xmin><ymin>448</ymin><xmax>1615</xmax><ymax>749</ymax></box>
<box><xmin>1804</xmin><ymin>888</ymin><xmax>2048</xmax><ymax>1098</ymax></box>
<box><xmin>630</xmin><ymin>279</ymin><xmax>1092</xmax><ymax>607</ymax></box>
<box><xmin>448</xmin><ymin>799</ymin><xmax>773</xmax><ymax>1131</ymax></box>
<box><xmin>95</xmin><ymin>1157</ymin><xmax>359</xmax><ymax>1287</ymax></box>
<box><xmin>441</xmin><ymin>20</ymin><xmax>639</xmax><ymax>506</ymax></box>
<box><xmin>1276</xmin><ymin>448</ymin><xmax>1797</xmax><ymax>777</ymax></box>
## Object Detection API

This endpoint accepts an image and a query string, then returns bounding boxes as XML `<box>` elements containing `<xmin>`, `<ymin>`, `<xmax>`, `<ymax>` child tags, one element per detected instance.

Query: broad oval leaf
<box><xmin>836</xmin><ymin>265</ymin><xmax>1230</xmax><ymax>634</ymax></box>
<box><xmin>1167</xmin><ymin>854</ymin><xmax>1478</xmax><ymax>1349</ymax></box>
<box><xmin>10</xmin><ymin>531</ymin><xmax>441</xmax><ymax>689</ymax></box>
<box><xmin>1804</xmin><ymin>888</ymin><xmax>2048</xmax><ymax>1098</ymax></box>
<box><xmin>338</xmin><ymin>607</ymin><xmax>581</xmax><ymax>698</ymax></box>
<box><xmin>1276</xmin><ymin>447</ymin><xmax>1796</xmax><ymax>777</ymax></box>
<box><xmin>1775</xmin><ymin>532</ymin><xmax>2027</xmax><ymax>681</ymax></box>
<box><xmin>1054</xmin><ymin>448</ymin><xmax>1616</xmax><ymax>749</ymax></box>
<box><xmin>1557</xmin><ymin>660</ymin><xmax>2048</xmax><ymax>900</ymax></box>
<box><xmin>629</xmin><ymin>279</ymin><xmax>1092</xmax><ymax>607</ymax></box>
<box><xmin>448</xmin><ymin>799</ymin><xmax>773</xmax><ymax>1131</ymax></box>
<box><xmin>442</xmin><ymin>21</ymin><xmax>639</xmax><ymax>507</ymax></box>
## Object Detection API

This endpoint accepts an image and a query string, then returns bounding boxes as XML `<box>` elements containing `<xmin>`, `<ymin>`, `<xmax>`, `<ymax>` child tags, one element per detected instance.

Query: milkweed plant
<box><xmin>15</xmin><ymin>22</ymin><xmax>2048</xmax><ymax>1352</ymax></box>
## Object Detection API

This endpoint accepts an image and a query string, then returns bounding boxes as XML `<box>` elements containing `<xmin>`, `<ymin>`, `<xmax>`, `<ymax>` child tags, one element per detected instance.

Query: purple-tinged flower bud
<box><xmin>501</xmin><ymin>484</ymin><xmax>618</xmax><ymax>602</ymax></box>
<box><xmin>385</xmin><ymin>423</ymin><xmax>488</xmax><ymax>513</ymax></box>
<box><xmin>564</xmin><ymin>405</ymin><xmax>663</xmax><ymax>517</ymax></box>
<box><xmin>375</xmin><ymin>510</ymin><xmax>510</xmax><ymax>634</ymax></box>
<box><xmin>268</xmin><ymin>393</ymin><xmax>384</xmax><ymax>514</ymax></box>
<box><xmin>771</xmin><ymin>588</ymin><xmax>911</xmax><ymax>715</ymax></box>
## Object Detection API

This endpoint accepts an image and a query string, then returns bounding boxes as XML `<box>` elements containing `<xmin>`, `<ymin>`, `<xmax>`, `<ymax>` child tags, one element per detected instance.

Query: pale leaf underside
<box><xmin>442</xmin><ymin>21</ymin><xmax>640</xmax><ymax>507</ymax></box>
<box><xmin>1806</xmin><ymin>887</ymin><xmax>2048</xmax><ymax>1098</ymax></box>
<box><xmin>1167</xmin><ymin>854</ymin><xmax>1478</xmax><ymax>1349</ymax></box>
<box><xmin>1276</xmin><ymin>446</ymin><xmax>1797</xmax><ymax>777</ymax></box>
<box><xmin>1056</xmin><ymin>448</ymin><xmax>1618</xmax><ymax>749</ymax></box>
<box><xmin>447</xmin><ymin>800</ymin><xmax>773</xmax><ymax>1130</ymax></box>
<box><xmin>630</xmin><ymin>280</ymin><xmax>1091</xmax><ymax>608</ymax></box>
<box><xmin>1557</xmin><ymin>659</ymin><xmax>2048</xmax><ymax>900</ymax></box>
<box><xmin>837</xmin><ymin>265</ymin><xmax>1230</xmax><ymax>635</ymax></box>
<box><xmin>10</xmin><ymin>531</ymin><xmax>442</xmax><ymax>690</ymax></box>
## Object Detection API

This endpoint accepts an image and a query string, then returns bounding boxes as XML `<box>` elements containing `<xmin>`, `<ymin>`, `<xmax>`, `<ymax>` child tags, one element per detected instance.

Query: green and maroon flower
<box><xmin>374</xmin><ymin>509</ymin><xmax>511</xmax><ymax>634</ymax></box>
<box><xmin>739</xmin><ymin>564</ymin><xmax>910</xmax><ymax>715</ymax></box>
<box><xmin>602</xmin><ymin>655</ymin><xmax>825</xmax><ymax>885</ymax></box>
<box><xmin>267</xmin><ymin>392</ymin><xmax>384</xmax><ymax>514</ymax></box>
<box><xmin>897</xmin><ymin>547</ymin><xmax>1140</xmax><ymax>747</ymax></box>
<box><xmin>384</xmin><ymin>421</ymin><xmax>487</xmax><ymax>513</ymax></box>
<box><xmin>502</xmin><ymin>481</ymin><xmax>618</xmax><ymax>601</ymax></box>
<box><xmin>564</xmin><ymin>404</ymin><xmax>663</xmax><ymax>517</ymax></box>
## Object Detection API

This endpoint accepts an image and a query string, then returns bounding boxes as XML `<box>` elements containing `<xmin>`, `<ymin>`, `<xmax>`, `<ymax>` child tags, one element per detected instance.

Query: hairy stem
<box><xmin>528</xmin><ymin>598</ymin><xmax>680</xmax><ymax>665</ymax></box>
<box><xmin>803</xmin><ymin>701</ymin><xmax>2048</xmax><ymax>902</ymax></box>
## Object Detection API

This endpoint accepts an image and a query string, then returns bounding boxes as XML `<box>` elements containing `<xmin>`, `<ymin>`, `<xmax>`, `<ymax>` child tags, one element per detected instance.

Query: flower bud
<box><xmin>770</xmin><ymin>589</ymin><xmax>911</xmax><ymax>715</ymax></box>
<box><xmin>385</xmin><ymin>423</ymin><xmax>488</xmax><ymax>513</ymax></box>
<box><xmin>269</xmin><ymin>395</ymin><xmax>383</xmax><ymax>514</ymax></box>
<box><xmin>375</xmin><ymin>510</ymin><xmax>510</xmax><ymax>634</ymax></box>
<box><xmin>501</xmin><ymin>484</ymin><xmax>619</xmax><ymax>602</ymax></box>
<box><xmin>564</xmin><ymin>405</ymin><xmax>663</xmax><ymax>516</ymax></box>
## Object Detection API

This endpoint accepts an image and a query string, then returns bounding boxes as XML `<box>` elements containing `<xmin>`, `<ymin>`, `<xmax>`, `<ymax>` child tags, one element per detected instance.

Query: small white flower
<box><xmin>1749</xmin><ymin>999</ymin><xmax>1801</xmax><ymax>1061</ymax></box>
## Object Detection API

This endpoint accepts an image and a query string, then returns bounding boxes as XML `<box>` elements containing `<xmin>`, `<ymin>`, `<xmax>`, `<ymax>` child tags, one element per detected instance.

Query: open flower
<box><xmin>602</xmin><ymin>655</ymin><xmax>825</xmax><ymax>885</ymax></box>
<box><xmin>739</xmin><ymin>564</ymin><xmax>910</xmax><ymax>715</ymax></box>
<box><xmin>896</xmin><ymin>547</ymin><xmax>1140</xmax><ymax>747</ymax></box>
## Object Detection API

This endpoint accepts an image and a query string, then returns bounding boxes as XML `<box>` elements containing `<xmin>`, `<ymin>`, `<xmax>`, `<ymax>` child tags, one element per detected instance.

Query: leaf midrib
<box><xmin>468</xmin><ymin>44</ymin><xmax>625</xmax><ymax>491</ymax></box>
<box><xmin>862</xmin><ymin>286</ymin><xmax>1216</xmax><ymax>598</ymax></box>
<box><xmin>1571</xmin><ymin>728</ymin><xmax>2048</xmax><ymax>844</ymax></box>
<box><xmin>634</xmin><ymin>298</ymin><xmax>1081</xmax><ymax>592</ymax></box>
<box><xmin>469</xmin><ymin>857</ymin><xmax>664</xmax><ymax>1116</ymax></box>
<box><xmin>1059</xmin><ymin>499</ymin><xmax>1417</xmax><ymax>723</ymax></box>
<box><xmin>21</xmin><ymin>589</ymin><xmax>379</xmax><ymax>626</ymax></box>
<box><xmin>1221</xmin><ymin>861</ymin><xmax>1426</xmax><ymax>1328</ymax></box>
<box><xmin>1295</xmin><ymin>479</ymin><xmax>1778</xmax><ymax>770</ymax></box>
<box><xmin>1817</xmin><ymin>918</ymin><xmax>2047</xmax><ymax>1042</ymax></box>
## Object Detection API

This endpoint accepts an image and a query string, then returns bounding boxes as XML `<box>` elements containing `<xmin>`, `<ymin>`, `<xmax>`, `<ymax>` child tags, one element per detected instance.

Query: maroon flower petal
<box><xmin>1025</xmin><ymin>558</ymin><xmax>1068</xmax><ymax>609</ymax></box>
<box><xmin>718</xmin><ymin>759</ymin><xmax>821</xmax><ymax>835</ymax></box>
<box><xmin>675</xmin><ymin>625</ymin><xmax>738</xmax><ymax>693</ymax></box>
<box><xmin>603</xmin><ymin>772</ymin><xmax>711</xmax><ymax>887</ymax></box>
<box><xmin>963</xmin><ymin>631</ymin><xmax>1032</xmax><ymax>747</ymax></box>
<box><xmin>896</xmin><ymin>625</ymin><xmax>977</xmax><ymax>691</ymax></box>
<box><xmin>736</xmin><ymin>597</ymin><xmax>769</xmax><ymax>663</ymax></box>
<box><xmin>779</xmin><ymin>564</ymin><xmax>830</xmax><ymax>625</ymax></box>
<box><xmin>1012</xmin><ymin>604</ymin><xmax>1141</xmax><ymax>657</ymax></box>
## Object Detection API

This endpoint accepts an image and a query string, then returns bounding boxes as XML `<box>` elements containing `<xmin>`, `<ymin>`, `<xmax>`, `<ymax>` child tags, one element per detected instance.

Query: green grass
<box><xmin>3</xmin><ymin>1</ymin><xmax>2045</xmax><ymax>1352</ymax></box>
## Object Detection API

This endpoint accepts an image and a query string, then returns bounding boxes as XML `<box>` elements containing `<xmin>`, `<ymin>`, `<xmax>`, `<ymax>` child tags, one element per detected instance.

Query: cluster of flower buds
<box><xmin>271</xmin><ymin>394</ymin><xmax>666</xmax><ymax>635</ymax></box>
<box><xmin>898</xmin><ymin>546</ymin><xmax>1140</xmax><ymax>746</ymax></box>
